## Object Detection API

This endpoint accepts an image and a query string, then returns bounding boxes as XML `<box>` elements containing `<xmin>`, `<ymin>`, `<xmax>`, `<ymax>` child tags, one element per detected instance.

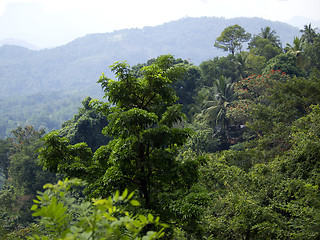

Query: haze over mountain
<box><xmin>0</xmin><ymin>2</ymin><xmax>86</xmax><ymax>49</ymax></box>
<box><xmin>0</xmin><ymin>0</ymin><xmax>319</xmax><ymax>49</ymax></box>
<box><xmin>0</xmin><ymin>17</ymin><xmax>300</xmax><ymax>96</ymax></box>
<box><xmin>0</xmin><ymin>16</ymin><xmax>301</xmax><ymax>137</ymax></box>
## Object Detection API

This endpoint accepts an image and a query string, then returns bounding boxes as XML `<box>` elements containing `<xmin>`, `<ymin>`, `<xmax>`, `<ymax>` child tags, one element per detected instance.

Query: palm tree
<box><xmin>199</xmin><ymin>76</ymin><xmax>236</xmax><ymax>132</ymax></box>
<box><xmin>285</xmin><ymin>36</ymin><xmax>306</xmax><ymax>68</ymax></box>
<box><xmin>285</xmin><ymin>36</ymin><xmax>305</xmax><ymax>55</ymax></box>
<box><xmin>300</xmin><ymin>23</ymin><xmax>317</xmax><ymax>44</ymax></box>
<box><xmin>259</xmin><ymin>26</ymin><xmax>281</xmax><ymax>48</ymax></box>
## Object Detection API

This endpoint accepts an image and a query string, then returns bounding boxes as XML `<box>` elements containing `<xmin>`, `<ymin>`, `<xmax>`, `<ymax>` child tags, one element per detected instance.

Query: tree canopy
<box><xmin>214</xmin><ymin>24</ymin><xmax>251</xmax><ymax>55</ymax></box>
<box><xmin>38</xmin><ymin>55</ymin><xmax>197</xmax><ymax>212</ymax></box>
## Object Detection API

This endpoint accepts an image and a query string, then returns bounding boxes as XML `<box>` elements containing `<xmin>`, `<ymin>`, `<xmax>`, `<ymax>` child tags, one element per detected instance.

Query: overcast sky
<box><xmin>1</xmin><ymin>0</ymin><xmax>320</xmax><ymax>48</ymax></box>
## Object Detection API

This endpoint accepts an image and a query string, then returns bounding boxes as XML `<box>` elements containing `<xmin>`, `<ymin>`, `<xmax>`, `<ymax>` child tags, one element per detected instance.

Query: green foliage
<box><xmin>59</xmin><ymin>96</ymin><xmax>110</xmax><ymax>151</ymax></box>
<box><xmin>286</xmin><ymin>105</ymin><xmax>320</xmax><ymax>184</ymax></box>
<box><xmin>258</xmin><ymin>26</ymin><xmax>281</xmax><ymax>48</ymax></box>
<box><xmin>126</xmin><ymin>56</ymin><xmax>199</xmax><ymax>117</ymax></box>
<box><xmin>198</xmin><ymin>76</ymin><xmax>236</xmax><ymax>128</ymax></box>
<box><xmin>195</xmin><ymin>76</ymin><xmax>237</xmax><ymax>149</ymax></box>
<box><xmin>300</xmin><ymin>23</ymin><xmax>318</xmax><ymax>44</ymax></box>
<box><xmin>93</xmin><ymin>56</ymin><xmax>195</xmax><ymax>207</ymax></box>
<box><xmin>38</xmin><ymin>55</ymin><xmax>197</xmax><ymax>215</ymax></box>
<box><xmin>303</xmin><ymin>33</ymin><xmax>320</xmax><ymax>77</ymax></box>
<box><xmin>214</xmin><ymin>24</ymin><xmax>251</xmax><ymax>55</ymax></box>
<box><xmin>199</xmin><ymin>55</ymin><xmax>243</xmax><ymax>86</ymax></box>
<box><xmin>248</xmin><ymin>75</ymin><xmax>320</xmax><ymax>151</ymax></box>
<box><xmin>185</xmin><ymin>128</ymin><xmax>220</xmax><ymax>154</ymax></box>
<box><xmin>247</xmin><ymin>26</ymin><xmax>282</xmax><ymax>68</ymax></box>
<box><xmin>199</xmin><ymin>146</ymin><xmax>320</xmax><ymax>239</ymax></box>
<box><xmin>241</xmin><ymin>51</ymin><xmax>267</xmax><ymax>76</ymax></box>
<box><xmin>285</xmin><ymin>36</ymin><xmax>305</xmax><ymax>54</ymax></box>
<box><xmin>172</xmin><ymin>64</ymin><xmax>202</xmax><ymax>116</ymax></box>
<box><xmin>0</xmin><ymin>138</ymin><xmax>12</xmax><ymax>180</ymax></box>
<box><xmin>190</xmin><ymin>54</ymin><xmax>320</xmax><ymax>238</ymax></box>
<box><xmin>38</xmin><ymin>131</ymin><xmax>93</xmax><ymax>177</ymax></box>
<box><xmin>29</xmin><ymin>178</ymin><xmax>167</xmax><ymax>240</ymax></box>
<box><xmin>248</xmin><ymin>36</ymin><xmax>282</xmax><ymax>61</ymax></box>
<box><xmin>0</xmin><ymin>92</ymin><xmax>84</xmax><ymax>139</ymax></box>
<box><xmin>7</xmin><ymin>125</ymin><xmax>57</xmax><ymax>196</ymax></box>
<box><xmin>0</xmin><ymin>126</ymin><xmax>58</xmax><ymax>238</ymax></box>
<box><xmin>263</xmin><ymin>53</ymin><xmax>306</xmax><ymax>77</ymax></box>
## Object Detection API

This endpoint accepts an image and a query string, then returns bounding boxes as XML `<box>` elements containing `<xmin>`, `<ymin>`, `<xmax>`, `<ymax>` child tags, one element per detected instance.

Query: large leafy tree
<box><xmin>59</xmin><ymin>96</ymin><xmax>110</xmax><ymax>151</ymax></box>
<box><xmin>228</xmin><ymin>69</ymin><xmax>290</xmax><ymax>130</ymax></box>
<box><xmin>263</xmin><ymin>53</ymin><xmax>306</xmax><ymax>77</ymax></box>
<box><xmin>214</xmin><ymin>24</ymin><xmax>251</xmax><ymax>55</ymax></box>
<box><xmin>130</xmin><ymin>57</ymin><xmax>201</xmax><ymax>116</ymax></box>
<box><xmin>199</xmin><ymin>55</ymin><xmax>244</xmax><ymax>86</ymax></box>
<box><xmin>38</xmin><ymin>55</ymin><xmax>196</xmax><ymax>211</ymax></box>
<box><xmin>240</xmin><ymin>51</ymin><xmax>267</xmax><ymax>76</ymax></box>
<box><xmin>248</xmin><ymin>37</ymin><xmax>282</xmax><ymax>61</ymax></box>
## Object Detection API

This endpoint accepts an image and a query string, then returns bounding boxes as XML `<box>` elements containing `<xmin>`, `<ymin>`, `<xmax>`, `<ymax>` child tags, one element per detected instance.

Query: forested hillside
<box><xmin>0</xmin><ymin>17</ymin><xmax>300</xmax><ymax>138</ymax></box>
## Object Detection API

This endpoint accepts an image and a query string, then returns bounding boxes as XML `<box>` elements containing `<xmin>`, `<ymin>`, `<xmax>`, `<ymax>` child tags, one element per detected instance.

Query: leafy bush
<box><xmin>29</xmin><ymin>178</ymin><xmax>167</xmax><ymax>240</ymax></box>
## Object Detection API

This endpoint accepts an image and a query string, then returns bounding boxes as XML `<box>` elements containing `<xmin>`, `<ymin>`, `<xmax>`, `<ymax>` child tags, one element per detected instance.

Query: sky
<box><xmin>0</xmin><ymin>0</ymin><xmax>320</xmax><ymax>49</ymax></box>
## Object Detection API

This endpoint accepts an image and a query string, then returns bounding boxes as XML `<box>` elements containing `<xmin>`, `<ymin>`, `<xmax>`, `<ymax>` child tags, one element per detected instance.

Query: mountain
<box><xmin>0</xmin><ymin>16</ymin><xmax>301</xmax><ymax>138</ymax></box>
<box><xmin>0</xmin><ymin>39</ymin><xmax>38</xmax><ymax>50</ymax></box>
<box><xmin>0</xmin><ymin>17</ymin><xmax>300</xmax><ymax>97</ymax></box>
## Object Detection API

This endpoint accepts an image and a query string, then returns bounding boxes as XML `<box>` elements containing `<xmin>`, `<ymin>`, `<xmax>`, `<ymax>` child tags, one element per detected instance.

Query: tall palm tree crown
<box><xmin>199</xmin><ymin>76</ymin><xmax>236</xmax><ymax>130</ymax></box>
<box><xmin>286</xmin><ymin>36</ymin><xmax>305</xmax><ymax>55</ymax></box>
<box><xmin>300</xmin><ymin>23</ymin><xmax>317</xmax><ymax>44</ymax></box>
<box><xmin>259</xmin><ymin>26</ymin><xmax>281</xmax><ymax>48</ymax></box>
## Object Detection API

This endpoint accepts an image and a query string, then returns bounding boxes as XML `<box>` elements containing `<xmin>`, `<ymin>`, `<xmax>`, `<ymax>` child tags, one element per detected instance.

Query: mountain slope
<box><xmin>0</xmin><ymin>17</ymin><xmax>300</xmax><ymax>98</ymax></box>
<box><xmin>0</xmin><ymin>16</ymin><xmax>301</xmax><ymax>138</ymax></box>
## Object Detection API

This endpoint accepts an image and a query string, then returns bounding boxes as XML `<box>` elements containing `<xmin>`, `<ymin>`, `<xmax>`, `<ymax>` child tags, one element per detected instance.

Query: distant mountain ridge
<box><xmin>0</xmin><ymin>38</ymin><xmax>39</xmax><ymax>50</ymax></box>
<box><xmin>0</xmin><ymin>16</ymin><xmax>300</xmax><ymax>98</ymax></box>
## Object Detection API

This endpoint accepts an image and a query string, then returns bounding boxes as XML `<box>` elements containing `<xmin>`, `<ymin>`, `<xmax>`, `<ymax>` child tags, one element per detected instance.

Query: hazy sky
<box><xmin>1</xmin><ymin>0</ymin><xmax>320</xmax><ymax>48</ymax></box>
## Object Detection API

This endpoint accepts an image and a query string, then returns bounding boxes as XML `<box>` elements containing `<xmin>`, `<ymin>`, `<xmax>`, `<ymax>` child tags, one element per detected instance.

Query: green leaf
<box><xmin>130</xmin><ymin>200</ymin><xmax>140</xmax><ymax>206</ymax></box>
<box><xmin>80</xmin><ymin>201</ymin><xmax>91</xmax><ymax>210</ymax></box>
<box><xmin>121</xmin><ymin>189</ymin><xmax>128</xmax><ymax>200</ymax></box>
<box><xmin>31</xmin><ymin>204</ymin><xmax>38</xmax><ymax>211</ymax></box>
<box><xmin>139</xmin><ymin>215</ymin><xmax>148</xmax><ymax>223</ymax></box>
<box><xmin>113</xmin><ymin>190</ymin><xmax>120</xmax><ymax>201</ymax></box>
<box><xmin>127</xmin><ymin>191</ymin><xmax>135</xmax><ymax>200</ymax></box>
<box><xmin>147</xmin><ymin>213</ymin><xmax>154</xmax><ymax>222</ymax></box>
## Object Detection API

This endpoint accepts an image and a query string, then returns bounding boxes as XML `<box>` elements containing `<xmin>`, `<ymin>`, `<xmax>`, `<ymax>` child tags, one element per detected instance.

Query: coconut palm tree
<box><xmin>300</xmin><ymin>23</ymin><xmax>317</xmax><ymax>44</ymax></box>
<box><xmin>199</xmin><ymin>76</ymin><xmax>236</xmax><ymax>132</ymax></box>
<box><xmin>285</xmin><ymin>36</ymin><xmax>305</xmax><ymax>55</ymax></box>
<box><xmin>286</xmin><ymin>36</ymin><xmax>306</xmax><ymax>68</ymax></box>
<box><xmin>259</xmin><ymin>26</ymin><xmax>281</xmax><ymax>48</ymax></box>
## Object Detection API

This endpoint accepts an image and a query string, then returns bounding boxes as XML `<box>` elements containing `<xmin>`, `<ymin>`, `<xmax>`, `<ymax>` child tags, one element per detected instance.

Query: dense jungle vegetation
<box><xmin>1</xmin><ymin>23</ymin><xmax>320</xmax><ymax>239</ymax></box>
